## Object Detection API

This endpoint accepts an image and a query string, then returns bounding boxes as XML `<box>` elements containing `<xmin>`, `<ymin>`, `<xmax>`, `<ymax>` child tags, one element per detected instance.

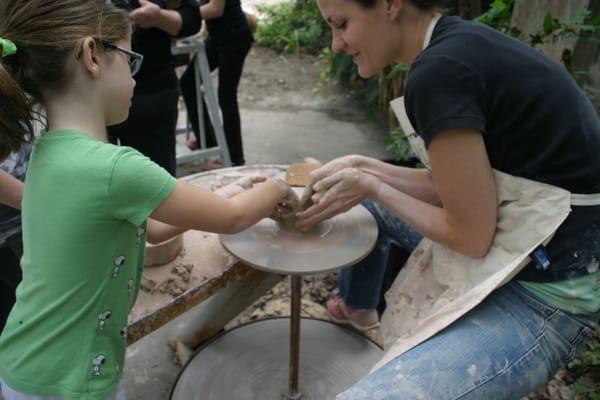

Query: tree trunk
<box><xmin>511</xmin><ymin>0</ymin><xmax>590</xmax><ymax>62</ymax></box>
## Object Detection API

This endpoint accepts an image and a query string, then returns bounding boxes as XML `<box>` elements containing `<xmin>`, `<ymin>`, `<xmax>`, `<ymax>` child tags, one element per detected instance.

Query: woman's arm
<box><xmin>130</xmin><ymin>0</ymin><xmax>183</xmax><ymax>36</ymax></box>
<box><xmin>305</xmin><ymin>155</ymin><xmax>440</xmax><ymax>206</ymax></box>
<box><xmin>199</xmin><ymin>0</ymin><xmax>226</xmax><ymax>20</ymax></box>
<box><xmin>354</xmin><ymin>156</ymin><xmax>440</xmax><ymax>206</ymax></box>
<box><xmin>0</xmin><ymin>170</ymin><xmax>23</xmax><ymax>210</ymax></box>
<box><xmin>150</xmin><ymin>179</ymin><xmax>287</xmax><ymax>235</ymax></box>
<box><xmin>375</xmin><ymin>129</ymin><xmax>497</xmax><ymax>257</ymax></box>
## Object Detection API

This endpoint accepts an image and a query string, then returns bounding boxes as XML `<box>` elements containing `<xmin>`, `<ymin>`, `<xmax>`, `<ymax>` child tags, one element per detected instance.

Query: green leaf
<box><xmin>544</xmin><ymin>13</ymin><xmax>554</xmax><ymax>34</ymax></box>
<box><xmin>575</xmin><ymin>383</ymin><xmax>589</xmax><ymax>395</ymax></box>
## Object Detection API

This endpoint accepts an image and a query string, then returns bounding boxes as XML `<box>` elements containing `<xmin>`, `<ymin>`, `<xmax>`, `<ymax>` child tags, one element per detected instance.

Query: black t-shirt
<box><xmin>405</xmin><ymin>16</ymin><xmax>600</xmax><ymax>282</ymax></box>
<box><xmin>200</xmin><ymin>0</ymin><xmax>252</xmax><ymax>40</ymax></box>
<box><xmin>132</xmin><ymin>0</ymin><xmax>201</xmax><ymax>84</ymax></box>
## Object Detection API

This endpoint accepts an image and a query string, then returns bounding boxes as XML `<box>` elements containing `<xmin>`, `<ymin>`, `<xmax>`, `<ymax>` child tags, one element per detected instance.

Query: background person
<box><xmin>180</xmin><ymin>0</ymin><xmax>254</xmax><ymax>167</ymax></box>
<box><xmin>108</xmin><ymin>0</ymin><xmax>202</xmax><ymax>176</ymax></box>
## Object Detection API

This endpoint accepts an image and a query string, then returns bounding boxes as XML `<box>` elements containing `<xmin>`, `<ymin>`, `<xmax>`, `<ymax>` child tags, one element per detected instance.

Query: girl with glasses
<box><xmin>0</xmin><ymin>1</ymin><xmax>291</xmax><ymax>399</ymax></box>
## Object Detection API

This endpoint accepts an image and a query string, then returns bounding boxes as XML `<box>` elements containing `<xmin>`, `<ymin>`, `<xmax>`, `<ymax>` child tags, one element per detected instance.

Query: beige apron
<box><xmin>372</xmin><ymin>14</ymin><xmax>600</xmax><ymax>373</ymax></box>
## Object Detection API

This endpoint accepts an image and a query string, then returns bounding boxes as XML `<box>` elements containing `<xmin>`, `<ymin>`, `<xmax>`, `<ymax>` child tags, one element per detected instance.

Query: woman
<box><xmin>108</xmin><ymin>0</ymin><xmax>202</xmax><ymax>176</ymax></box>
<box><xmin>180</xmin><ymin>0</ymin><xmax>253</xmax><ymax>166</ymax></box>
<box><xmin>297</xmin><ymin>0</ymin><xmax>600</xmax><ymax>398</ymax></box>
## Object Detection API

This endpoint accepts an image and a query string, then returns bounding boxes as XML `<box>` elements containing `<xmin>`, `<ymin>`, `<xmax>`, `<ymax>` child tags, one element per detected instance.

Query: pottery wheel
<box><xmin>170</xmin><ymin>318</ymin><xmax>382</xmax><ymax>400</ymax></box>
<box><xmin>219</xmin><ymin>190</ymin><xmax>378</xmax><ymax>275</ymax></box>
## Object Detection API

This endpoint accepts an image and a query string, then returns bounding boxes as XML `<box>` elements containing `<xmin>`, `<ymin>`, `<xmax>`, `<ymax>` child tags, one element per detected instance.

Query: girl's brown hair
<box><xmin>0</xmin><ymin>0</ymin><xmax>131</xmax><ymax>160</ymax></box>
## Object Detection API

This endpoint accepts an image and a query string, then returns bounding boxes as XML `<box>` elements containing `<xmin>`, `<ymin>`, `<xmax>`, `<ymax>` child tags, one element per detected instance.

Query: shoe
<box><xmin>186</xmin><ymin>138</ymin><xmax>199</xmax><ymax>150</ymax></box>
<box><xmin>326</xmin><ymin>295</ymin><xmax>379</xmax><ymax>331</ymax></box>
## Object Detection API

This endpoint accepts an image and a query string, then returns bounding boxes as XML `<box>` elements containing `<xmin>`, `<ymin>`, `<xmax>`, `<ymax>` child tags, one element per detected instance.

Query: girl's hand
<box><xmin>213</xmin><ymin>175</ymin><xmax>267</xmax><ymax>199</ymax></box>
<box><xmin>295</xmin><ymin>168</ymin><xmax>381</xmax><ymax>231</ymax></box>
<box><xmin>130</xmin><ymin>0</ymin><xmax>162</xmax><ymax>29</ymax></box>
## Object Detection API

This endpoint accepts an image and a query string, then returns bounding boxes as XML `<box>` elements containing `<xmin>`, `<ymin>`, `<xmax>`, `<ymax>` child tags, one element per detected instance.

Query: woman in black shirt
<box><xmin>296</xmin><ymin>0</ymin><xmax>600</xmax><ymax>398</ymax></box>
<box><xmin>109</xmin><ymin>0</ymin><xmax>202</xmax><ymax>176</ymax></box>
<box><xmin>180</xmin><ymin>0</ymin><xmax>253</xmax><ymax>166</ymax></box>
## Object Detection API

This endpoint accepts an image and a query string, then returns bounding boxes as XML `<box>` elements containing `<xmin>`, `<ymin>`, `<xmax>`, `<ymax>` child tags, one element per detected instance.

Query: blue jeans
<box><xmin>337</xmin><ymin>282</ymin><xmax>599</xmax><ymax>399</ymax></box>
<box><xmin>338</xmin><ymin>200</ymin><xmax>422</xmax><ymax>309</ymax></box>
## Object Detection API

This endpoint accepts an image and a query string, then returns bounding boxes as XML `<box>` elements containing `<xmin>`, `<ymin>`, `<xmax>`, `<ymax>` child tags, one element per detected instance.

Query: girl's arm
<box><xmin>199</xmin><ymin>0</ymin><xmax>225</xmax><ymax>20</ymax></box>
<box><xmin>0</xmin><ymin>170</ymin><xmax>23</xmax><ymax>210</ymax></box>
<box><xmin>374</xmin><ymin>129</ymin><xmax>497</xmax><ymax>257</ymax></box>
<box><xmin>146</xmin><ymin>219</ymin><xmax>186</xmax><ymax>244</ymax></box>
<box><xmin>150</xmin><ymin>178</ymin><xmax>287</xmax><ymax>235</ymax></box>
<box><xmin>146</xmin><ymin>176</ymin><xmax>270</xmax><ymax>243</ymax></box>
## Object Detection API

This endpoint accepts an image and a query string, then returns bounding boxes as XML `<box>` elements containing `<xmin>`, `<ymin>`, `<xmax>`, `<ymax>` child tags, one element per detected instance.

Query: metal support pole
<box><xmin>285</xmin><ymin>275</ymin><xmax>302</xmax><ymax>400</ymax></box>
<box><xmin>196</xmin><ymin>47</ymin><xmax>232</xmax><ymax>167</ymax></box>
<box><xmin>192</xmin><ymin>55</ymin><xmax>206</xmax><ymax>149</ymax></box>
<box><xmin>172</xmin><ymin>36</ymin><xmax>232</xmax><ymax>167</ymax></box>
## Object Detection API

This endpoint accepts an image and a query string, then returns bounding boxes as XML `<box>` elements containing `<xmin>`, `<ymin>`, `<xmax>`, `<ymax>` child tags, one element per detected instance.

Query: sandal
<box><xmin>326</xmin><ymin>295</ymin><xmax>379</xmax><ymax>332</ymax></box>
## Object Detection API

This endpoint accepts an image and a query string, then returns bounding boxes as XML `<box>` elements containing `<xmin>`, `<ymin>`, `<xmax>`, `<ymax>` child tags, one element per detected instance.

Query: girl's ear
<box><xmin>79</xmin><ymin>37</ymin><xmax>102</xmax><ymax>79</ymax></box>
<box><xmin>385</xmin><ymin>0</ymin><xmax>402</xmax><ymax>20</ymax></box>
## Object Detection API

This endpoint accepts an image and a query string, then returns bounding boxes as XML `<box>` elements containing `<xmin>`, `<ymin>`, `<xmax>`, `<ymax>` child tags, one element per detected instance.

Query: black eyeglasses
<box><xmin>76</xmin><ymin>38</ymin><xmax>144</xmax><ymax>76</ymax></box>
<box><xmin>100</xmin><ymin>40</ymin><xmax>143</xmax><ymax>76</ymax></box>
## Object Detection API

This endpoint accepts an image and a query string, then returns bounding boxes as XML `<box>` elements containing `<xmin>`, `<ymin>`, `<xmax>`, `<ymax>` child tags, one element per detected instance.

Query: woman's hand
<box><xmin>130</xmin><ymin>0</ymin><xmax>183</xmax><ymax>35</ymax></box>
<box><xmin>299</xmin><ymin>155</ymin><xmax>361</xmax><ymax>209</ymax></box>
<box><xmin>295</xmin><ymin>168</ymin><xmax>381</xmax><ymax>231</ymax></box>
<box><xmin>130</xmin><ymin>0</ymin><xmax>162</xmax><ymax>29</ymax></box>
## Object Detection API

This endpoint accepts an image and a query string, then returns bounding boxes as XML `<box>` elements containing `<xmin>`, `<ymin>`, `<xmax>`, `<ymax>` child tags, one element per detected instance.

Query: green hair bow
<box><xmin>0</xmin><ymin>38</ymin><xmax>17</xmax><ymax>58</ymax></box>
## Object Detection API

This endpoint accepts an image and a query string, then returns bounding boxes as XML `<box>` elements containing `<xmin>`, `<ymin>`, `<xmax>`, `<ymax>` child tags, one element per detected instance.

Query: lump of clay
<box><xmin>272</xmin><ymin>187</ymin><xmax>313</xmax><ymax>230</ymax></box>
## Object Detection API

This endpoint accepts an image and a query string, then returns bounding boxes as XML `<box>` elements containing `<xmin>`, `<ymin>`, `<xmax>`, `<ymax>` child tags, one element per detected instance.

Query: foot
<box><xmin>205</xmin><ymin>157</ymin><xmax>223</xmax><ymax>169</ymax></box>
<box><xmin>326</xmin><ymin>295</ymin><xmax>379</xmax><ymax>332</ymax></box>
<box><xmin>186</xmin><ymin>138</ymin><xmax>199</xmax><ymax>150</ymax></box>
<box><xmin>168</xmin><ymin>337</ymin><xmax>194</xmax><ymax>366</ymax></box>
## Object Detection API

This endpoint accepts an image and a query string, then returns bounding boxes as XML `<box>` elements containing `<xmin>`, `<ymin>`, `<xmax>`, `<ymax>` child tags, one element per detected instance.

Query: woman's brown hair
<box><xmin>0</xmin><ymin>0</ymin><xmax>131</xmax><ymax>160</ymax></box>
<box><xmin>352</xmin><ymin>0</ymin><xmax>449</xmax><ymax>10</ymax></box>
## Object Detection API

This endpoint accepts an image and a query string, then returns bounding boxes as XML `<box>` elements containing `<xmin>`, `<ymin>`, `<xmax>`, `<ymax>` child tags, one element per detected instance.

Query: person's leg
<box><xmin>108</xmin><ymin>84</ymin><xmax>179</xmax><ymax>176</ymax></box>
<box><xmin>337</xmin><ymin>200</ymin><xmax>422</xmax><ymax>310</ymax></box>
<box><xmin>215</xmin><ymin>38</ymin><xmax>252</xmax><ymax>166</ymax></box>
<box><xmin>337</xmin><ymin>281</ymin><xmax>600</xmax><ymax>400</ymax></box>
<box><xmin>180</xmin><ymin>64</ymin><xmax>201</xmax><ymax>142</ymax></box>
<box><xmin>180</xmin><ymin>45</ymin><xmax>218</xmax><ymax>148</ymax></box>
<box><xmin>0</xmin><ymin>236</ymin><xmax>23</xmax><ymax>334</ymax></box>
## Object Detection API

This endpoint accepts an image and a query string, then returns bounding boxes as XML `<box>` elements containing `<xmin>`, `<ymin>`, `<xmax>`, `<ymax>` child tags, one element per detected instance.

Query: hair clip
<box><xmin>0</xmin><ymin>37</ymin><xmax>17</xmax><ymax>58</ymax></box>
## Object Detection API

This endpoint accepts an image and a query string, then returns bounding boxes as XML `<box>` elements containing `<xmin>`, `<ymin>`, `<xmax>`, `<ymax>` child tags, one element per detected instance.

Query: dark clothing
<box><xmin>202</xmin><ymin>0</ymin><xmax>248</xmax><ymax>36</ymax></box>
<box><xmin>109</xmin><ymin>0</ymin><xmax>201</xmax><ymax>176</ymax></box>
<box><xmin>132</xmin><ymin>1</ymin><xmax>201</xmax><ymax>81</ymax></box>
<box><xmin>405</xmin><ymin>16</ymin><xmax>600</xmax><ymax>282</ymax></box>
<box><xmin>0</xmin><ymin>147</ymin><xmax>29</xmax><ymax>334</ymax></box>
<box><xmin>111</xmin><ymin>81</ymin><xmax>180</xmax><ymax>174</ymax></box>
<box><xmin>180</xmin><ymin>0</ymin><xmax>253</xmax><ymax>166</ymax></box>
<box><xmin>0</xmin><ymin>235</ymin><xmax>22</xmax><ymax>334</ymax></box>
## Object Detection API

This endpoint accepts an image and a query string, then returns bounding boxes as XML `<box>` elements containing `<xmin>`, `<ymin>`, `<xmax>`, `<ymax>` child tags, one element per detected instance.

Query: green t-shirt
<box><xmin>518</xmin><ymin>270</ymin><xmax>600</xmax><ymax>315</ymax></box>
<box><xmin>0</xmin><ymin>130</ymin><xmax>176</xmax><ymax>400</ymax></box>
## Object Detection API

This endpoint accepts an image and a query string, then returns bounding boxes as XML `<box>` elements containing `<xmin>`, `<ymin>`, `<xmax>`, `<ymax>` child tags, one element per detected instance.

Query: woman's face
<box><xmin>317</xmin><ymin>0</ymin><xmax>398</xmax><ymax>78</ymax></box>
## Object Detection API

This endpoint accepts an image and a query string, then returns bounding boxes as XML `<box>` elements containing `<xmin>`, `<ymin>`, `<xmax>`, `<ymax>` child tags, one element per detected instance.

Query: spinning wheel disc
<box><xmin>170</xmin><ymin>318</ymin><xmax>383</xmax><ymax>400</ymax></box>
<box><xmin>220</xmin><ymin>202</ymin><xmax>378</xmax><ymax>275</ymax></box>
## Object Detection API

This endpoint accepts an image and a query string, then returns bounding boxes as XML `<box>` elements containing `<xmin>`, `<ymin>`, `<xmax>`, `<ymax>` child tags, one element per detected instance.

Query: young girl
<box><xmin>0</xmin><ymin>1</ymin><xmax>288</xmax><ymax>399</ymax></box>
